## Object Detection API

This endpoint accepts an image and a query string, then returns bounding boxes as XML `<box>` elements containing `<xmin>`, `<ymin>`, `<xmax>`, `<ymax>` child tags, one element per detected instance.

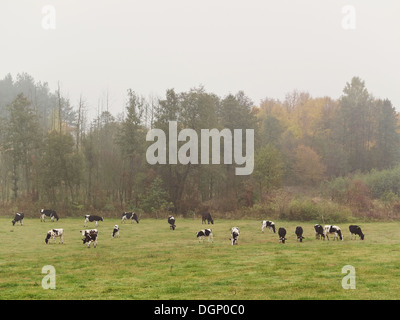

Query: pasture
<box><xmin>0</xmin><ymin>216</ymin><xmax>400</xmax><ymax>300</ymax></box>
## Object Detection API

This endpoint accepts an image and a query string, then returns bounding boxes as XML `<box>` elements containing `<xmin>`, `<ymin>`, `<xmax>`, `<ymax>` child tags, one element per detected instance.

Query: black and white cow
<box><xmin>121</xmin><ymin>212</ymin><xmax>139</xmax><ymax>224</ymax></box>
<box><xmin>230</xmin><ymin>227</ymin><xmax>240</xmax><ymax>245</ymax></box>
<box><xmin>81</xmin><ymin>229</ymin><xmax>98</xmax><ymax>248</ymax></box>
<box><xmin>168</xmin><ymin>216</ymin><xmax>176</xmax><ymax>230</ymax></box>
<box><xmin>349</xmin><ymin>225</ymin><xmax>364</xmax><ymax>240</ymax></box>
<box><xmin>324</xmin><ymin>225</ymin><xmax>343</xmax><ymax>241</ymax></box>
<box><xmin>262</xmin><ymin>220</ymin><xmax>276</xmax><ymax>233</ymax></box>
<box><xmin>201</xmin><ymin>212</ymin><xmax>214</xmax><ymax>224</ymax></box>
<box><xmin>40</xmin><ymin>209</ymin><xmax>59</xmax><ymax>222</ymax></box>
<box><xmin>314</xmin><ymin>224</ymin><xmax>325</xmax><ymax>240</ymax></box>
<box><xmin>12</xmin><ymin>213</ymin><xmax>24</xmax><ymax>226</ymax></box>
<box><xmin>278</xmin><ymin>227</ymin><xmax>287</xmax><ymax>243</ymax></box>
<box><xmin>84</xmin><ymin>215</ymin><xmax>103</xmax><ymax>227</ymax></box>
<box><xmin>112</xmin><ymin>225</ymin><xmax>120</xmax><ymax>238</ymax></box>
<box><xmin>196</xmin><ymin>229</ymin><xmax>214</xmax><ymax>243</ymax></box>
<box><xmin>45</xmin><ymin>229</ymin><xmax>64</xmax><ymax>244</ymax></box>
<box><xmin>295</xmin><ymin>226</ymin><xmax>304</xmax><ymax>242</ymax></box>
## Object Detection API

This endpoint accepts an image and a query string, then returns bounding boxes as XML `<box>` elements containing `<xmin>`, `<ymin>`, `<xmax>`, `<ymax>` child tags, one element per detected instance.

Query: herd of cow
<box><xmin>260</xmin><ymin>220</ymin><xmax>365</xmax><ymax>244</ymax></box>
<box><xmin>10</xmin><ymin>209</ymin><xmax>365</xmax><ymax>248</ymax></box>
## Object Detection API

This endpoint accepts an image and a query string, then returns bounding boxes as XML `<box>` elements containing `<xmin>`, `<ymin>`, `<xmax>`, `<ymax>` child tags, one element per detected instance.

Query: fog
<box><xmin>1</xmin><ymin>0</ymin><xmax>399</xmax><ymax>117</ymax></box>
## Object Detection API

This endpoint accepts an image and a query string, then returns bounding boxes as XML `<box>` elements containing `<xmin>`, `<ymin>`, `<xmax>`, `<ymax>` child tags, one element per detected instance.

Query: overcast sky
<box><xmin>1</xmin><ymin>0</ymin><xmax>399</xmax><ymax>119</ymax></box>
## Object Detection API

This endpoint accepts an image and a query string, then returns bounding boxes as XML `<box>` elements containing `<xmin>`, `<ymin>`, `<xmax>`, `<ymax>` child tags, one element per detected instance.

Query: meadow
<box><xmin>0</xmin><ymin>216</ymin><xmax>400</xmax><ymax>300</ymax></box>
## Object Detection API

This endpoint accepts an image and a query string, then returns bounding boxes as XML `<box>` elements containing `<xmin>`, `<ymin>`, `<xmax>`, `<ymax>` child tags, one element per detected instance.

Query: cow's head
<box><xmin>45</xmin><ymin>232</ymin><xmax>51</xmax><ymax>244</ymax></box>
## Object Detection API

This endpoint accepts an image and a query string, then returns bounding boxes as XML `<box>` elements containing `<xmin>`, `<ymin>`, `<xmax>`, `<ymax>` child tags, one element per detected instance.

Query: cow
<box><xmin>40</xmin><ymin>209</ymin><xmax>59</xmax><ymax>222</ymax></box>
<box><xmin>168</xmin><ymin>216</ymin><xmax>176</xmax><ymax>230</ymax></box>
<box><xmin>80</xmin><ymin>229</ymin><xmax>98</xmax><ymax>248</ymax></box>
<box><xmin>230</xmin><ymin>227</ymin><xmax>240</xmax><ymax>245</ymax></box>
<box><xmin>314</xmin><ymin>224</ymin><xmax>325</xmax><ymax>240</ymax></box>
<box><xmin>295</xmin><ymin>226</ymin><xmax>304</xmax><ymax>242</ymax></box>
<box><xmin>12</xmin><ymin>213</ymin><xmax>24</xmax><ymax>226</ymax></box>
<box><xmin>278</xmin><ymin>227</ymin><xmax>287</xmax><ymax>243</ymax></box>
<box><xmin>45</xmin><ymin>229</ymin><xmax>64</xmax><ymax>244</ymax></box>
<box><xmin>196</xmin><ymin>229</ymin><xmax>214</xmax><ymax>243</ymax></box>
<box><xmin>84</xmin><ymin>215</ymin><xmax>103</xmax><ymax>227</ymax></box>
<box><xmin>349</xmin><ymin>225</ymin><xmax>364</xmax><ymax>240</ymax></box>
<box><xmin>201</xmin><ymin>212</ymin><xmax>214</xmax><ymax>224</ymax></box>
<box><xmin>112</xmin><ymin>225</ymin><xmax>120</xmax><ymax>238</ymax></box>
<box><xmin>262</xmin><ymin>220</ymin><xmax>276</xmax><ymax>233</ymax></box>
<box><xmin>324</xmin><ymin>225</ymin><xmax>343</xmax><ymax>241</ymax></box>
<box><xmin>121</xmin><ymin>212</ymin><xmax>139</xmax><ymax>224</ymax></box>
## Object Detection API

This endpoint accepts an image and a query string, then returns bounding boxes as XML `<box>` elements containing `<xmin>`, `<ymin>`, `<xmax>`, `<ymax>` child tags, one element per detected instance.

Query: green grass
<box><xmin>0</xmin><ymin>217</ymin><xmax>399</xmax><ymax>299</ymax></box>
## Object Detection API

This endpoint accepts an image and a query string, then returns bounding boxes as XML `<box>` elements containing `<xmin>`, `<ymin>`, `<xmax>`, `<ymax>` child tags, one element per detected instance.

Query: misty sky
<box><xmin>1</xmin><ymin>0</ymin><xmax>399</xmax><ymax>119</ymax></box>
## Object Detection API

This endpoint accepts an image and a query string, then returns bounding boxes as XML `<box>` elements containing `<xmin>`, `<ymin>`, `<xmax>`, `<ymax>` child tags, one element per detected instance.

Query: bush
<box><xmin>280</xmin><ymin>198</ymin><xmax>352</xmax><ymax>223</ymax></box>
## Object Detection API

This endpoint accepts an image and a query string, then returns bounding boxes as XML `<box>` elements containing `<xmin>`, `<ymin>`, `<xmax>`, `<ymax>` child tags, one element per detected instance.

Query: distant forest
<box><xmin>1</xmin><ymin>73</ymin><xmax>399</xmax><ymax>220</ymax></box>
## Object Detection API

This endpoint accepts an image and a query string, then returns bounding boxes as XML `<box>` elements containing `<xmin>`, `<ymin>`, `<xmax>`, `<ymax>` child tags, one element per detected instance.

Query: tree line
<box><xmin>0</xmin><ymin>73</ymin><xmax>398</xmax><ymax>217</ymax></box>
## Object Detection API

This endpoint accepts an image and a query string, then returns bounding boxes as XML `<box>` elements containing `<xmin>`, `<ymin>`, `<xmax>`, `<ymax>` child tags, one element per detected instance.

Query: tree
<box><xmin>141</xmin><ymin>177</ymin><xmax>170</xmax><ymax>215</ymax></box>
<box><xmin>39</xmin><ymin>131</ymin><xmax>83</xmax><ymax>204</ymax></box>
<box><xmin>1</xmin><ymin>94</ymin><xmax>40</xmax><ymax>199</ymax></box>
<box><xmin>252</xmin><ymin>144</ymin><xmax>284</xmax><ymax>200</ymax></box>
<box><xmin>293</xmin><ymin>145</ymin><xmax>326</xmax><ymax>186</ymax></box>
<box><xmin>337</xmin><ymin>77</ymin><xmax>374</xmax><ymax>172</ymax></box>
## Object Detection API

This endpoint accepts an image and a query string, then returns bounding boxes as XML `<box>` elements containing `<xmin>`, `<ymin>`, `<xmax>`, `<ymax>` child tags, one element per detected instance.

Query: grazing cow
<box><xmin>121</xmin><ymin>212</ymin><xmax>139</xmax><ymax>224</ymax></box>
<box><xmin>262</xmin><ymin>220</ymin><xmax>276</xmax><ymax>233</ymax></box>
<box><xmin>80</xmin><ymin>229</ymin><xmax>98</xmax><ymax>248</ymax></box>
<box><xmin>112</xmin><ymin>225</ymin><xmax>120</xmax><ymax>238</ymax></box>
<box><xmin>45</xmin><ymin>229</ymin><xmax>64</xmax><ymax>244</ymax></box>
<box><xmin>324</xmin><ymin>225</ymin><xmax>343</xmax><ymax>241</ymax></box>
<box><xmin>168</xmin><ymin>216</ymin><xmax>176</xmax><ymax>230</ymax></box>
<box><xmin>196</xmin><ymin>229</ymin><xmax>214</xmax><ymax>243</ymax></box>
<box><xmin>84</xmin><ymin>215</ymin><xmax>103</xmax><ymax>227</ymax></box>
<box><xmin>295</xmin><ymin>226</ymin><xmax>304</xmax><ymax>242</ymax></box>
<box><xmin>230</xmin><ymin>227</ymin><xmax>240</xmax><ymax>245</ymax></box>
<box><xmin>201</xmin><ymin>212</ymin><xmax>214</xmax><ymax>224</ymax></box>
<box><xmin>12</xmin><ymin>213</ymin><xmax>24</xmax><ymax>226</ymax></box>
<box><xmin>40</xmin><ymin>209</ymin><xmax>59</xmax><ymax>222</ymax></box>
<box><xmin>278</xmin><ymin>227</ymin><xmax>287</xmax><ymax>243</ymax></box>
<box><xmin>349</xmin><ymin>225</ymin><xmax>364</xmax><ymax>240</ymax></box>
<box><xmin>314</xmin><ymin>224</ymin><xmax>325</xmax><ymax>240</ymax></box>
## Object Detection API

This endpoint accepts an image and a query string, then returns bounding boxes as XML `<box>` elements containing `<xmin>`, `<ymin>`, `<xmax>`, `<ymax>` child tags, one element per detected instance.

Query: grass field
<box><xmin>1</xmin><ymin>216</ymin><xmax>400</xmax><ymax>300</ymax></box>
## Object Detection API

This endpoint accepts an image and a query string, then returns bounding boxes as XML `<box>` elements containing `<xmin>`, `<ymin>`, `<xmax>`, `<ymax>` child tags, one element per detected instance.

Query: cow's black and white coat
<box><xmin>40</xmin><ymin>209</ymin><xmax>59</xmax><ymax>222</ymax></box>
<box><xmin>196</xmin><ymin>229</ymin><xmax>213</xmax><ymax>243</ymax></box>
<box><xmin>201</xmin><ymin>212</ymin><xmax>214</xmax><ymax>224</ymax></box>
<box><xmin>278</xmin><ymin>227</ymin><xmax>287</xmax><ymax>243</ymax></box>
<box><xmin>121</xmin><ymin>212</ymin><xmax>139</xmax><ymax>224</ymax></box>
<box><xmin>314</xmin><ymin>224</ymin><xmax>325</xmax><ymax>240</ymax></box>
<box><xmin>12</xmin><ymin>213</ymin><xmax>24</xmax><ymax>226</ymax></box>
<box><xmin>81</xmin><ymin>229</ymin><xmax>98</xmax><ymax>248</ymax></box>
<box><xmin>230</xmin><ymin>227</ymin><xmax>240</xmax><ymax>245</ymax></box>
<box><xmin>84</xmin><ymin>215</ymin><xmax>103</xmax><ymax>227</ymax></box>
<box><xmin>45</xmin><ymin>228</ymin><xmax>64</xmax><ymax>244</ymax></box>
<box><xmin>112</xmin><ymin>225</ymin><xmax>120</xmax><ymax>238</ymax></box>
<box><xmin>168</xmin><ymin>216</ymin><xmax>176</xmax><ymax>230</ymax></box>
<box><xmin>324</xmin><ymin>225</ymin><xmax>343</xmax><ymax>241</ymax></box>
<box><xmin>262</xmin><ymin>220</ymin><xmax>276</xmax><ymax>233</ymax></box>
<box><xmin>349</xmin><ymin>225</ymin><xmax>364</xmax><ymax>240</ymax></box>
<box><xmin>295</xmin><ymin>226</ymin><xmax>304</xmax><ymax>242</ymax></box>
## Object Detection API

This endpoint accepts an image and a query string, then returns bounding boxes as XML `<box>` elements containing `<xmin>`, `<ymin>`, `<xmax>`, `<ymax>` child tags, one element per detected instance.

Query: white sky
<box><xmin>1</xmin><ymin>0</ymin><xmax>399</xmax><ymax>119</ymax></box>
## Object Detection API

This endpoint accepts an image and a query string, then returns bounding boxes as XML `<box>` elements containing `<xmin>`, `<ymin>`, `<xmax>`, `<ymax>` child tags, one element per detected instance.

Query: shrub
<box><xmin>280</xmin><ymin>198</ymin><xmax>352</xmax><ymax>223</ymax></box>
